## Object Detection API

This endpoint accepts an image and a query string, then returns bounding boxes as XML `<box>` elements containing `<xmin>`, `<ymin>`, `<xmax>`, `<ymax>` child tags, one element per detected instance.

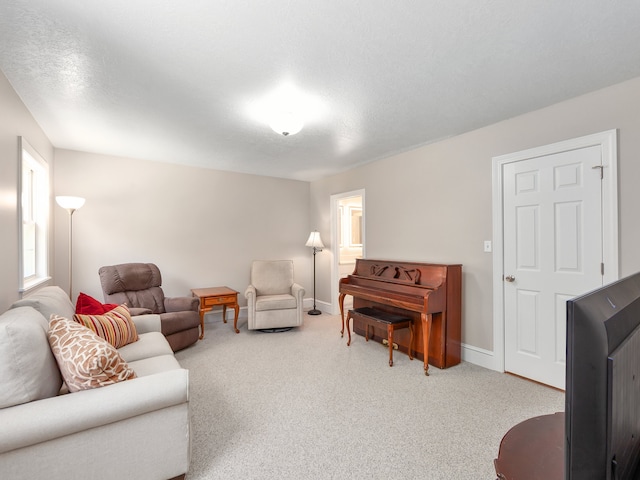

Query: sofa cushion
<box><xmin>48</xmin><ymin>315</ymin><xmax>136</xmax><ymax>393</ymax></box>
<box><xmin>127</xmin><ymin>354</ymin><xmax>182</xmax><ymax>377</ymax></box>
<box><xmin>75</xmin><ymin>292</ymin><xmax>119</xmax><ymax>315</ymax></box>
<box><xmin>73</xmin><ymin>304</ymin><xmax>139</xmax><ymax>348</ymax></box>
<box><xmin>251</xmin><ymin>260</ymin><xmax>294</xmax><ymax>296</ymax></box>
<box><xmin>0</xmin><ymin>307</ymin><xmax>63</xmax><ymax>408</ymax></box>
<box><xmin>10</xmin><ymin>285</ymin><xmax>76</xmax><ymax>321</ymax></box>
<box><xmin>255</xmin><ymin>294</ymin><xmax>297</xmax><ymax>311</ymax></box>
<box><xmin>98</xmin><ymin>263</ymin><xmax>166</xmax><ymax>313</ymax></box>
<box><xmin>118</xmin><ymin>331</ymin><xmax>174</xmax><ymax>363</ymax></box>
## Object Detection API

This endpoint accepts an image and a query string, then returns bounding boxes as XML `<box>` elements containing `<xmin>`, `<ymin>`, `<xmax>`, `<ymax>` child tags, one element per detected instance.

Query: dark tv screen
<box><xmin>565</xmin><ymin>272</ymin><xmax>640</xmax><ymax>479</ymax></box>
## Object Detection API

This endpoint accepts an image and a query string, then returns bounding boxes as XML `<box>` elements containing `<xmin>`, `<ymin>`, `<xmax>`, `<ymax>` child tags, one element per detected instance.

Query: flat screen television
<box><xmin>566</xmin><ymin>271</ymin><xmax>640</xmax><ymax>479</ymax></box>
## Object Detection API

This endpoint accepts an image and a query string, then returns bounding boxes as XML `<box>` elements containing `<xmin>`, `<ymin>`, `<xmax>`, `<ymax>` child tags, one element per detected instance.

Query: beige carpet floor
<box><xmin>175</xmin><ymin>313</ymin><xmax>564</xmax><ymax>479</ymax></box>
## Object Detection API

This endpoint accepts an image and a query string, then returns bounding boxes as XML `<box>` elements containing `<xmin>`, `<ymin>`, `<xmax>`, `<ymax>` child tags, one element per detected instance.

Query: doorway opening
<box><xmin>330</xmin><ymin>190</ymin><xmax>365</xmax><ymax>315</ymax></box>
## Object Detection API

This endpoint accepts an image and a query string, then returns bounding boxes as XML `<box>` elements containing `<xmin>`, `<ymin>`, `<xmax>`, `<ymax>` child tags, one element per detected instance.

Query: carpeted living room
<box><xmin>2</xmin><ymin>2</ymin><xmax>640</xmax><ymax>480</ymax></box>
<box><xmin>177</xmin><ymin>312</ymin><xmax>564</xmax><ymax>479</ymax></box>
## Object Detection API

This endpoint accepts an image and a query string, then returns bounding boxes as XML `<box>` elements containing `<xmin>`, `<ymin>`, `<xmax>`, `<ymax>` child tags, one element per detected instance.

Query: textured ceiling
<box><xmin>1</xmin><ymin>1</ymin><xmax>640</xmax><ymax>181</ymax></box>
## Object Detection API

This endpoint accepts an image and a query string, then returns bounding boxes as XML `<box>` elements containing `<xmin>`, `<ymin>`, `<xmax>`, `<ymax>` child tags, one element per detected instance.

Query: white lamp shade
<box><xmin>56</xmin><ymin>196</ymin><xmax>86</xmax><ymax>210</ymax></box>
<box><xmin>305</xmin><ymin>231</ymin><xmax>325</xmax><ymax>249</ymax></box>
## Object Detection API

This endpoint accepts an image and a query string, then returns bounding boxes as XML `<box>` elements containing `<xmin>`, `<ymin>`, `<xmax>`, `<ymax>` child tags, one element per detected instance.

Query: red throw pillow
<box><xmin>75</xmin><ymin>292</ymin><xmax>119</xmax><ymax>315</ymax></box>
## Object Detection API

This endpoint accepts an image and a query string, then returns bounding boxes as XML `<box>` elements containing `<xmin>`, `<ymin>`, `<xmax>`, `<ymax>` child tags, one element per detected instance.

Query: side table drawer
<box><xmin>203</xmin><ymin>294</ymin><xmax>236</xmax><ymax>307</ymax></box>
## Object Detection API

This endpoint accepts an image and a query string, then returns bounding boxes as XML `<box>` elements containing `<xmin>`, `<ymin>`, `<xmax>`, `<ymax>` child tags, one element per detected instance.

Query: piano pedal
<box><xmin>382</xmin><ymin>339</ymin><xmax>399</xmax><ymax>350</ymax></box>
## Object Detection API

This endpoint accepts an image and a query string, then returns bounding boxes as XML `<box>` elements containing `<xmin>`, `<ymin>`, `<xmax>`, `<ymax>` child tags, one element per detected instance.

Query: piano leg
<box><xmin>409</xmin><ymin>321</ymin><xmax>414</xmax><ymax>361</ymax></box>
<box><xmin>339</xmin><ymin>293</ymin><xmax>346</xmax><ymax>337</ymax></box>
<box><xmin>388</xmin><ymin>324</ymin><xmax>394</xmax><ymax>367</ymax></box>
<box><xmin>345</xmin><ymin>310</ymin><xmax>353</xmax><ymax>346</ymax></box>
<box><xmin>421</xmin><ymin>313</ymin><xmax>432</xmax><ymax>376</ymax></box>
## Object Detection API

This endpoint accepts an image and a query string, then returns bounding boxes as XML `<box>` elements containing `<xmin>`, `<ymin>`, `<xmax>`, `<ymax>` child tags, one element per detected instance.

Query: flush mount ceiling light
<box><xmin>269</xmin><ymin>110</ymin><xmax>303</xmax><ymax>136</ymax></box>
<box><xmin>246</xmin><ymin>81</ymin><xmax>325</xmax><ymax>137</ymax></box>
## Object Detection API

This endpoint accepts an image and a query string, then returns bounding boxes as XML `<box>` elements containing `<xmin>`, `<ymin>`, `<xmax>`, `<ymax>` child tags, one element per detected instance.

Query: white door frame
<box><xmin>330</xmin><ymin>189</ymin><xmax>366</xmax><ymax>315</ymax></box>
<box><xmin>491</xmin><ymin>130</ymin><xmax>619</xmax><ymax>373</ymax></box>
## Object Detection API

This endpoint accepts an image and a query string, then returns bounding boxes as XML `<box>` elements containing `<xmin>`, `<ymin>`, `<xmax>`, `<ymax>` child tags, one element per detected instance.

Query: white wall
<box><xmin>310</xmin><ymin>76</ymin><xmax>640</xmax><ymax>358</ymax></box>
<box><xmin>53</xmin><ymin>150</ymin><xmax>312</xmax><ymax>310</ymax></box>
<box><xmin>0</xmin><ymin>71</ymin><xmax>55</xmax><ymax>312</ymax></box>
<box><xmin>0</xmin><ymin>68</ymin><xmax>313</xmax><ymax>318</ymax></box>
<box><xmin>3</xmin><ymin>66</ymin><xmax>640</xmax><ymax>355</ymax></box>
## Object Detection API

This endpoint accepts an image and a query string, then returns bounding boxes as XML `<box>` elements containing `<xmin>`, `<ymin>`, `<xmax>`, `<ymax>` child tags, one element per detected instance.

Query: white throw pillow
<box><xmin>0</xmin><ymin>306</ymin><xmax>63</xmax><ymax>408</ymax></box>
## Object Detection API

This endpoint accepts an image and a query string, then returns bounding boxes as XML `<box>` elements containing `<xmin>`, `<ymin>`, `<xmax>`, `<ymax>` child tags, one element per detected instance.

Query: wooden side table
<box><xmin>191</xmin><ymin>287</ymin><xmax>240</xmax><ymax>338</ymax></box>
<box><xmin>494</xmin><ymin>412</ymin><xmax>564</xmax><ymax>480</ymax></box>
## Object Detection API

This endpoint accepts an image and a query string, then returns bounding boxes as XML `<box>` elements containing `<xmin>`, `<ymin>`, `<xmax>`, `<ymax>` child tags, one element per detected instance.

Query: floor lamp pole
<box><xmin>56</xmin><ymin>196</ymin><xmax>85</xmax><ymax>300</ymax></box>
<box><xmin>308</xmin><ymin>247</ymin><xmax>321</xmax><ymax>315</ymax></box>
<box><xmin>67</xmin><ymin>209</ymin><xmax>75</xmax><ymax>299</ymax></box>
<box><xmin>305</xmin><ymin>230</ymin><xmax>324</xmax><ymax>315</ymax></box>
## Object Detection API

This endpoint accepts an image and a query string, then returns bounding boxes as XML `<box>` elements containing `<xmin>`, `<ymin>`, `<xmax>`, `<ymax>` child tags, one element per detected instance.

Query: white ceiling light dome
<box><xmin>247</xmin><ymin>81</ymin><xmax>325</xmax><ymax>137</ymax></box>
<box><xmin>269</xmin><ymin>110</ymin><xmax>304</xmax><ymax>136</ymax></box>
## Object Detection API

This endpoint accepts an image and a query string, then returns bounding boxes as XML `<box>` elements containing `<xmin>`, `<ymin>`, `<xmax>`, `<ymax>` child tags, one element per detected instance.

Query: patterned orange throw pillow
<box><xmin>73</xmin><ymin>304</ymin><xmax>138</xmax><ymax>348</ymax></box>
<box><xmin>48</xmin><ymin>315</ymin><xmax>136</xmax><ymax>392</ymax></box>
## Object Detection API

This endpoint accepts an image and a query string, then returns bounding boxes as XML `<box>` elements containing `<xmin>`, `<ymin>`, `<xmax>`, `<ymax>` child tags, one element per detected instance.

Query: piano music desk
<box><xmin>345</xmin><ymin>307</ymin><xmax>414</xmax><ymax>367</ymax></box>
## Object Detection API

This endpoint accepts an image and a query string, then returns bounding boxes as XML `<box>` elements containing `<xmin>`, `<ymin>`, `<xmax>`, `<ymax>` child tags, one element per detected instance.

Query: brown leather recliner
<box><xmin>98</xmin><ymin>262</ymin><xmax>200</xmax><ymax>352</ymax></box>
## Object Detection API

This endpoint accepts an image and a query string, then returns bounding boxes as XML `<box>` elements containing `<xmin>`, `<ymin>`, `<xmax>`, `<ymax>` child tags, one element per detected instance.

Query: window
<box><xmin>19</xmin><ymin>137</ymin><xmax>50</xmax><ymax>292</ymax></box>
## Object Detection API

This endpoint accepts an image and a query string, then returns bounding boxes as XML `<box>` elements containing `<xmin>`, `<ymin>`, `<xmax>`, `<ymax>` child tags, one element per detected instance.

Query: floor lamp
<box><xmin>56</xmin><ymin>196</ymin><xmax>85</xmax><ymax>299</ymax></box>
<box><xmin>305</xmin><ymin>230</ymin><xmax>324</xmax><ymax>315</ymax></box>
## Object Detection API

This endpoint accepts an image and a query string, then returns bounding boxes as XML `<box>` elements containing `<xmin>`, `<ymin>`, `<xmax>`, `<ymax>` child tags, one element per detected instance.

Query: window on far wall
<box><xmin>19</xmin><ymin>137</ymin><xmax>50</xmax><ymax>293</ymax></box>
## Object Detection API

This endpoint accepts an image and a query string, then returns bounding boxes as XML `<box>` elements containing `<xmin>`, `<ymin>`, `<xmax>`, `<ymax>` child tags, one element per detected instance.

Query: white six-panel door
<box><xmin>502</xmin><ymin>146</ymin><xmax>603</xmax><ymax>389</ymax></box>
<box><xmin>493</xmin><ymin>130</ymin><xmax>618</xmax><ymax>390</ymax></box>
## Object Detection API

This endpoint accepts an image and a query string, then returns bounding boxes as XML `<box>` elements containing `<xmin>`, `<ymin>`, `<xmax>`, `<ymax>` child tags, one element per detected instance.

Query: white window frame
<box><xmin>18</xmin><ymin>137</ymin><xmax>51</xmax><ymax>293</ymax></box>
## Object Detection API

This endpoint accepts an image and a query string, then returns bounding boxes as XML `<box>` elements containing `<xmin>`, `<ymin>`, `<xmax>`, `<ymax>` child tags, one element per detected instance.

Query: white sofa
<box><xmin>0</xmin><ymin>286</ymin><xmax>190</xmax><ymax>480</ymax></box>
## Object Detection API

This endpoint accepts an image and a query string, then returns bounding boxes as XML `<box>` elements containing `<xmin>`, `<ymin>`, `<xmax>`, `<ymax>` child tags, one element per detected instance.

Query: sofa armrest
<box><xmin>128</xmin><ymin>307</ymin><xmax>153</xmax><ymax>316</ymax></box>
<box><xmin>165</xmin><ymin>296</ymin><xmax>199</xmax><ymax>313</ymax></box>
<box><xmin>244</xmin><ymin>286</ymin><xmax>256</xmax><ymax>326</ymax></box>
<box><xmin>292</xmin><ymin>283</ymin><xmax>305</xmax><ymax>302</ymax></box>
<box><xmin>0</xmin><ymin>369</ymin><xmax>189</xmax><ymax>454</ymax></box>
<box><xmin>244</xmin><ymin>285</ymin><xmax>256</xmax><ymax>302</ymax></box>
<box><xmin>131</xmin><ymin>313</ymin><xmax>162</xmax><ymax>334</ymax></box>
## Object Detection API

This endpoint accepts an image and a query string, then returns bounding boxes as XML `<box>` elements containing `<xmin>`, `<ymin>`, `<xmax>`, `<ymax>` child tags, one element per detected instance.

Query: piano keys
<box><xmin>339</xmin><ymin>259</ymin><xmax>462</xmax><ymax>375</ymax></box>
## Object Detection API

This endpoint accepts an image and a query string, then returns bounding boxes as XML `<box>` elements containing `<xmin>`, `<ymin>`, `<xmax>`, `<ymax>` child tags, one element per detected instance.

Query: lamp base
<box><xmin>307</xmin><ymin>309</ymin><xmax>322</xmax><ymax>316</ymax></box>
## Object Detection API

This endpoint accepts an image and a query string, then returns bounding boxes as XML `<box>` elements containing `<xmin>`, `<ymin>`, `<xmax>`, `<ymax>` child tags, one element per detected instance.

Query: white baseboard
<box><xmin>304</xmin><ymin>298</ymin><xmax>332</xmax><ymax>313</ymax></box>
<box><xmin>461</xmin><ymin>343</ymin><xmax>500</xmax><ymax>371</ymax></box>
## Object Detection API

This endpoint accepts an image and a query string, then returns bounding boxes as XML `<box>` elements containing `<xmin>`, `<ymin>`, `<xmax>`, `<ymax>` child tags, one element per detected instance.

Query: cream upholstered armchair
<box><xmin>244</xmin><ymin>260</ymin><xmax>305</xmax><ymax>331</ymax></box>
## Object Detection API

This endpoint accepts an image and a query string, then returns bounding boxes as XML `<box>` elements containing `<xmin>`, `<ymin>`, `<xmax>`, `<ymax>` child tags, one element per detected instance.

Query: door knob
<box><xmin>505</xmin><ymin>275</ymin><xmax>515</xmax><ymax>282</ymax></box>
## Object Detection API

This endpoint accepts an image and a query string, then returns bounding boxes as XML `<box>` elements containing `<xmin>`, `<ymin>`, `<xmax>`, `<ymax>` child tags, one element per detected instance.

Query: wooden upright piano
<box><xmin>339</xmin><ymin>259</ymin><xmax>462</xmax><ymax>375</ymax></box>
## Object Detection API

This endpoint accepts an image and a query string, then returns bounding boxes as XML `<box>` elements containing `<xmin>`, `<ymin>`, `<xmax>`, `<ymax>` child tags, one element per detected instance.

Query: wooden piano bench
<box><xmin>346</xmin><ymin>307</ymin><xmax>414</xmax><ymax>367</ymax></box>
